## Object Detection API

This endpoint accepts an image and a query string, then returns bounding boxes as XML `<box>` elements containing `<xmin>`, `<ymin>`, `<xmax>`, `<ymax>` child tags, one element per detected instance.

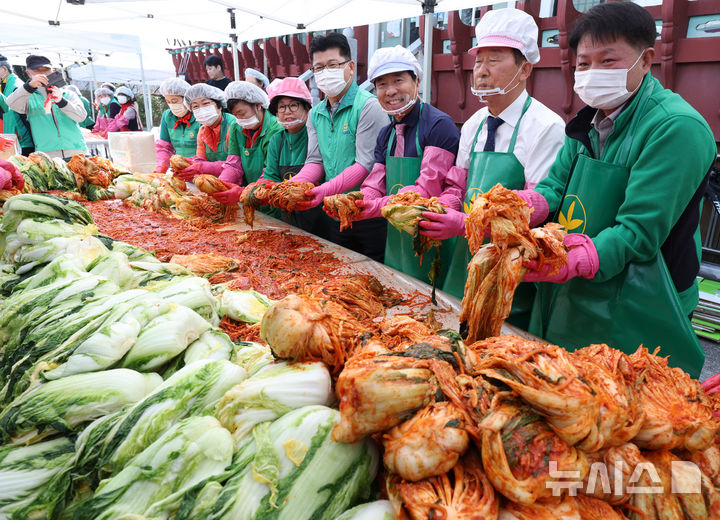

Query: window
<box><xmin>573</xmin><ymin>0</ymin><xmax>604</xmax><ymax>13</ymax></box>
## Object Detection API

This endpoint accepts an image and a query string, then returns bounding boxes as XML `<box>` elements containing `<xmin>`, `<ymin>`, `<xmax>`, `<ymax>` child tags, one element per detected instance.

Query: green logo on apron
<box><xmin>558</xmin><ymin>194</ymin><xmax>586</xmax><ymax>233</ymax></box>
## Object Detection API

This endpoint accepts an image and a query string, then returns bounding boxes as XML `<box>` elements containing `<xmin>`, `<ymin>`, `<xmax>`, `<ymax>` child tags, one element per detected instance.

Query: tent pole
<box><xmin>138</xmin><ymin>51</ymin><xmax>153</xmax><ymax>130</ymax></box>
<box><xmin>421</xmin><ymin>2</ymin><xmax>436</xmax><ymax>103</ymax></box>
<box><xmin>89</xmin><ymin>55</ymin><xmax>97</xmax><ymax>119</ymax></box>
<box><xmin>231</xmin><ymin>40</ymin><xmax>240</xmax><ymax>81</ymax></box>
<box><xmin>229</xmin><ymin>8</ymin><xmax>240</xmax><ymax>81</ymax></box>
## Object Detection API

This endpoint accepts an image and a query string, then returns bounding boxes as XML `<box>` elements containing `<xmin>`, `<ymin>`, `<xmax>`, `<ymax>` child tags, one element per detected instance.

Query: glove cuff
<box><xmin>515</xmin><ymin>189</ymin><xmax>549</xmax><ymax>227</ymax></box>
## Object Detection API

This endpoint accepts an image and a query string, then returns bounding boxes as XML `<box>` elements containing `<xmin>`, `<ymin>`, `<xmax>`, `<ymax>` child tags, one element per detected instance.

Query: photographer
<box><xmin>6</xmin><ymin>55</ymin><xmax>87</xmax><ymax>160</ymax></box>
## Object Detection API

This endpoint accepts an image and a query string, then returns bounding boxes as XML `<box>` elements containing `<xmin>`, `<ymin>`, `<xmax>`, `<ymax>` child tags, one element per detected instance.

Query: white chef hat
<box><xmin>368</xmin><ymin>45</ymin><xmax>422</xmax><ymax>82</ymax></box>
<box><xmin>469</xmin><ymin>8</ymin><xmax>540</xmax><ymax>65</ymax></box>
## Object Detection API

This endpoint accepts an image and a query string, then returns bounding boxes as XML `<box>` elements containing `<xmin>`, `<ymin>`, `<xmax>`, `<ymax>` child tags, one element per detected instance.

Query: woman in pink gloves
<box><xmin>210</xmin><ymin>81</ymin><xmax>282</xmax><ymax>205</ymax></box>
<box><xmin>153</xmin><ymin>78</ymin><xmax>200</xmax><ymax>173</ymax></box>
<box><xmin>105</xmin><ymin>86</ymin><xmax>141</xmax><ymax>133</ymax></box>
<box><xmin>174</xmin><ymin>83</ymin><xmax>235</xmax><ymax>182</ymax></box>
<box><xmin>349</xmin><ymin>46</ymin><xmax>460</xmax><ymax>284</ymax></box>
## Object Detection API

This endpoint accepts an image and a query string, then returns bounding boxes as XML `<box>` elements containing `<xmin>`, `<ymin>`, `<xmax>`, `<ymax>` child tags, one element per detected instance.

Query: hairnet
<box><xmin>368</xmin><ymin>46</ymin><xmax>422</xmax><ymax>82</ymax></box>
<box><xmin>65</xmin><ymin>85</ymin><xmax>81</xmax><ymax>96</ymax></box>
<box><xmin>116</xmin><ymin>85</ymin><xmax>134</xmax><ymax>100</ymax></box>
<box><xmin>159</xmin><ymin>77</ymin><xmax>191</xmax><ymax>97</ymax></box>
<box><xmin>100</xmin><ymin>82</ymin><xmax>116</xmax><ymax>92</ymax></box>
<box><xmin>95</xmin><ymin>87</ymin><xmax>113</xmax><ymax>98</ymax></box>
<box><xmin>470</xmin><ymin>8</ymin><xmax>540</xmax><ymax>64</ymax></box>
<box><xmin>184</xmin><ymin>83</ymin><xmax>227</xmax><ymax>109</ymax></box>
<box><xmin>225</xmin><ymin>80</ymin><xmax>269</xmax><ymax>109</ymax></box>
<box><xmin>244</xmin><ymin>68</ymin><xmax>270</xmax><ymax>88</ymax></box>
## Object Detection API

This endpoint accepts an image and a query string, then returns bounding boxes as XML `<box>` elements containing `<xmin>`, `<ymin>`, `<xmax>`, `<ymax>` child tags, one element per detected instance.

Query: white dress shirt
<box><xmin>455</xmin><ymin>90</ymin><xmax>566</xmax><ymax>186</ymax></box>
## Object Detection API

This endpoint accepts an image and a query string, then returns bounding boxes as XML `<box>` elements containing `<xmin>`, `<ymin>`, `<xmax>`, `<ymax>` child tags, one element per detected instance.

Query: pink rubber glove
<box><xmin>360</xmin><ymin>162</ymin><xmax>387</xmax><ymax>199</ymax></box>
<box><xmin>515</xmin><ymin>189</ymin><xmax>549</xmax><ymax>228</ymax></box>
<box><xmin>105</xmin><ymin>113</ymin><xmax>129</xmax><ymax>133</ymax></box>
<box><xmin>190</xmin><ymin>159</ymin><xmax>224</xmax><ymax>176</ymax></box>
<box><xmin>219</xmin><ymin>155</ymin><xmax>244</xmax><ymax>185</ymax></box>
<box><xmin>0</xmin><ymin>158</ymin><xmax>24</xmax><ymax>190</ymax></box>
<box><xmin>154</xmin><ymin>139</ymin><xmax>173</xmax><ymax>173</ymax></box>
<box><xmin>175</xmin><ymin>163</ymin><xmax>199</xmax><ymax>181</ymax></box>
<box><xmin>523</xmin><ymin>233</ymin><xmax>599</xmax><ymax>283</ymax></box>
<box><xmin>0</xmin><ymin>168</ymin><xmax>11</xmax><ymax>190</ymax></box>
<box><xmin>355</xmin><ymin>196</ymin><xmax>388</xmax><ymax>220</ymax></box>
<box><xmin>93</xmin><ymin>116</ymin><xmax>109</xmax><ymax>138</ymax></box>
<box><xmin>290</xmin><ymin>162</ymin><xmax>325</xmax><ymax>184</ymax></box>
<box><xmin>212</xmin><ymin>183</ymin><xmax>244</xmax><ymax>205</ymax></box>
<box><xmin>418</xmin><ymin>207</ymin><xmax>467</xmax><ymax>240</ymax></box>
<box><xmin>295</xmin><ymin>162</ymin><xmax>368</xmax><ymax>211</ymax></box>
<box><xmin>439</xmin><ymin>165</ymin><xmax>467</xmax><ymax>212</ymax></box>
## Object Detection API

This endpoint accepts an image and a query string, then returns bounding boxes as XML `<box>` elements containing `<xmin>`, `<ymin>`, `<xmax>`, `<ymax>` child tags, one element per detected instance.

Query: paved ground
<box><xmin>700</xmin><ymin>337</ymin><xmax>720</xmax><ymax>381</ymax></box>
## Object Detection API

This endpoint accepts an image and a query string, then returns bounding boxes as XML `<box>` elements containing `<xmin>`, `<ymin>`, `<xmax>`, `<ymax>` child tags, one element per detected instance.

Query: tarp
<box><xmin>68</xmin><ymin>64</ymin><xmax>173</xmax><ymax>87</ymax></box>
<box><xmin>2</xmin><ymin>0</ymin><xmax>497</xmax><ymax>45</ymax></box>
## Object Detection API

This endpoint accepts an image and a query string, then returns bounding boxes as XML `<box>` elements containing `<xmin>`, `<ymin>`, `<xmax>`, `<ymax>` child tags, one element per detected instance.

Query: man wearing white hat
<box><xmin>420</xmin><ymin>8</ymin><xmax>566</xmax><ymax>319</ymax></box>
<box><xmin>345</xmin><ymin>45</ymin><xmax>460</xmax><ymax>284</ymax></box>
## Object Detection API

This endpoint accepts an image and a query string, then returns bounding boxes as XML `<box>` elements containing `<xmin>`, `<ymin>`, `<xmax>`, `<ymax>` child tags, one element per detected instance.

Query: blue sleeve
<box><xmin>374</xmin><ymin>123</ymin><xmax>393</xmax><ymax>165</ymax></box>
<box><xmin>159</xmin><ymin>110</ymin><xmax>171</xmax><ymax>141</ymax></box>
<box><xmin>422</xmin><ymin>109</ymin><xmax>460</xmax><ymax>157</ymax></box>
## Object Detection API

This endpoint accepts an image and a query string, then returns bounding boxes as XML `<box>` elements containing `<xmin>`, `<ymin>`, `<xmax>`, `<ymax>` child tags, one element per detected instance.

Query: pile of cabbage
<box><xmin>0</xmin><ymin>194</ymin><xmax>381</xmax><ymax>520</ymax></box>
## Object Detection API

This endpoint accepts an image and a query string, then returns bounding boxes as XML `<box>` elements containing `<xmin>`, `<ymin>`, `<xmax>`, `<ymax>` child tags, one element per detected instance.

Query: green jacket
<box><xmin>0</xmin><ymin>74</ymin><xmax>33</xmax><ymax>148</ymax></box>
<box><xmin>263</xmin><ymin>126</ymin><xmax>308</xmax><ymax>183</ymax></box>
<box><xmin>535</xmin><ymin>73</ymin><xmax>716</xmax><ymax>314</ymax></box>
<box><xmin>159</xmin><ymin>109</ymin><xmax>200</xmax><ymax>158</ymax></box>
<box><xmin>311</xmin><ymin>82</ymin><xmax>374</xmax><ymax>181</ymax></box>
<box><xmin>25</xmin><ymin>90</ymin><xmax>86</xmax><ymax>154</ymax></box>
<box><xmin>79</xmin><ymin>96</ymin><xmax>95</xmax><ymax>128</ymax></box>
<box><xmin>227</xmin><ymin>109</ymin><xmax>283</xmax><ymax>162</ymax></box>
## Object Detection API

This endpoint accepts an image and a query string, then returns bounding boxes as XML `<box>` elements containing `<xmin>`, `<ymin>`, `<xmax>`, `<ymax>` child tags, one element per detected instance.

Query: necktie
<box><xmin>394</xmin><ymin>123</ymin><xmax>406</xmax><ymax>157</ymax></box>
<box><xmin>483</xmin><ymin>116</ymin><xmax>504</xmax><ymax>152</ymax></box>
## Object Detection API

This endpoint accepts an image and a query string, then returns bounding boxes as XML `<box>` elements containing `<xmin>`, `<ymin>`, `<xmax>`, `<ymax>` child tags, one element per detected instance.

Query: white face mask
<box><xmin>168</xmin><ymin>103</ymin><xmax>188</xmax><ymax>118</ymax></box>
<box><xmin>314</xmin><ymin>67</ymin><xmax>349</xmax><ymax>98</ymax></box>
<box><xmin>236</xmin><ymin>114</ymin><xmax>260</xmax><ymax>129</ymax></box>
<box><xmin>279</xmin><ymin>116</ymin><xmax>306</xmax><ymax>129</ymax></box>
<box><xmin>193</xmin><ymin>105</ymin><xmax>220</xmax><ymax>126</ymax></box>
<box><xmin>471</xmin><ymin>65</ymin><xmax>523</xmax><ymax>101</ymax></box>
<box><xmin>573</xmin><ymin>50</ymin><xmax>647</xmax><ymax>110</ymax></box>
<box><xmin>117</xmin><ymin>95</ymin><xmax>129</xmax><ymax>104</ymax></box>
<box><xmin>381</xmin><ymin>85</ymin><xmax>418</xmax><ymax>117</ymax></box>
<box><xmin>99</xmin><ymin>97</ymin><xmax>111</xmax><ymax>106</ymax></box>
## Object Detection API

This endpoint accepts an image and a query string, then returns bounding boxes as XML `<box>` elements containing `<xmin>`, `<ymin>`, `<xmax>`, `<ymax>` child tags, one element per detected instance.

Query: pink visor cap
<box><xmin>267</xmin><ymin>77</ymin><xmax>313</xmax><ymax>106</ymax></box>
<box><xmin>468</xmin><ymin>8</ymin><xmax>540</xmax><ymax>64</ymax></box>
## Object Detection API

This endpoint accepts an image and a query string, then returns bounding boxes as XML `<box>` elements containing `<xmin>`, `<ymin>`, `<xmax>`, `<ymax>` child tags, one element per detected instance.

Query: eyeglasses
<box><xmin>277</xmin><ymin>102</ymin><xmax>302</xmax><ymax>113</ymax></box>
<box><xmin>312</xmin><ymin>59</ymin><xmax>350</xmax><ymax>74</ymax></box>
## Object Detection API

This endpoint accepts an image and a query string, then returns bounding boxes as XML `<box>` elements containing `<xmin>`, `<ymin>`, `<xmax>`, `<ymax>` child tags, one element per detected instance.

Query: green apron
<box><xmin>241</xmin><ymin>141</ymin><xmax>265</xmax><ymax>186</ymax></box>
<box><xmin>383</xmin><ymin>104</ymin><xmax>449</xmax><ymax>284</ymax></box>
<box><xmin>529</xmin><ymin>81</ymin><xmax>704</xmax><ymax>377</ymax></box>
<box><xmin>443</xmin><ymin>97</ymin><xmax>534</xmax><ymax>328</ymax></box>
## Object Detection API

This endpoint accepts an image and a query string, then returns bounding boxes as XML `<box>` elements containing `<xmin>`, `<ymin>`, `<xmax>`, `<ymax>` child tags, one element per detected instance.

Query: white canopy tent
<box><xmin>2</xmin><ymin>0</ymin><xmax>502</xmax><ymax>125</ymax></box>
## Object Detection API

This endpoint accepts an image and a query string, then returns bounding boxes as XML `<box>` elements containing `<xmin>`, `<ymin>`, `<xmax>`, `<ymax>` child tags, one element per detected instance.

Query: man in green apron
<box><xmin>511</xmin><ymin>2</ymin><xmax>716</xmax><ymax>377</ymax></box>
<box><xmin>0</xmin><ymin>55</ymin><xmax>34</xmax><ymax>155</ymax></box>
<box><xmin>154</xmin><ymin>77</ymin><xmax>200</xmax><ymax>173</ymax></box>
<box><xmin>350</xmin><ymin>46</ymin><xmax>460</xmax><ymax>285</ymax></box>
<box><xmin>289</xmin><ymin>32</ymin><xmax>390</xmax><ymax>262</ymax></box>
<box><xmin>6</xmin><ymin>55</ymin><xmax>87</xmax><ymax>160</ymax></box>
<box><xmin>419</xmin><ymin>8</ymin><xmax>565</xmax><ymax>327</ymax></box>
<box><xmin>210</xmin><ymin>81</ymin><xmax>282</xmax><ymax>206</ymax></box>
<box><xmin>176</xmin><ymin>83</ymin><xmax>234</xmax><ymax>181</ymax></box>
